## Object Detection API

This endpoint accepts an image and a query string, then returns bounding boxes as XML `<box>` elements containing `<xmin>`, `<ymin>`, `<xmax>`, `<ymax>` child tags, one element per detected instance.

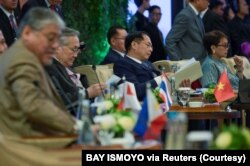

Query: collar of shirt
<box><xmin>200</xmin><ymin>8</ymin><xmax>208</xmax><ymax>19</ymax></box>
<box><xmin>112</xmin><ymin>48</ymin><xmax>125</xmax><ymax>57</ymax></box>
<box><xmin>189</xmin><ymin>3</ymin><xmax>199</xmax><ymax>16</ymax></box>
<box><xmin>0</xmin><ymin>5</ymin><xmax>15</xmax><ymax>18</ymax></box>
<box><xmin>45</xmin><ymin>0</ymin><xmax>51</xmax><ymax>7</ymax></box>
<box><xmin>65</xmin><ymin>67</ymin><xmax>83</xmax><ymax>87</ymax></box>
<box><xmin>126</xmin><ymin>54</ymin><xmax>142</xmax><ymax>64</ymax></box>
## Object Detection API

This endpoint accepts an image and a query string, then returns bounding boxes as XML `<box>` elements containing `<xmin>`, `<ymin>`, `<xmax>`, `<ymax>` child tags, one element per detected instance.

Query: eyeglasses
<box><xmin>152</xmin><ymin>12</ymin><xmax>162</xmax><ymax>16</ymax></box>
<box><xmin>34</xmin><ymin>29</ymin><xmax>60</xmax><ymax>45</ymax></box>
<box><xmin>216</xmin><ymin>43</ymin><xmax>230</xmax><ymax>49</ymax></box>
<box><xmin>142</xmin><ymin>42</ymin><xmax>153</xmax><ymax>49</ymax></box>
<box><xmin>114</xmin><ymin>37</ymin><xmax>126</xmax><ymax>40</ymax></box>
<box><xmin>66</xmin><ymin>46</ymin><xmax>81</xmax><ymax>54</ymax></box>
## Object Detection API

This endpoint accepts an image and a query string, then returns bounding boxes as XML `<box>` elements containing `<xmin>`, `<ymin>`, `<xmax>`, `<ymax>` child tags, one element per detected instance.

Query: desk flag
<box><xmin>159</xmin><ymin>76</ymin><xmax>172</xmax><ymax>112</ymax></box>
<box><xmin>214</xmin><ymin>70</ymin><xmax>235</xmax><ymax>103</ymax></box>
<box><xmin>118</xmin><ymin>82</ymin><xmax>141</xmax><ymax>111</ymax></box>
<box><xmin>133</xmin><ymin>84</ymin><xmax>167</xmax><ymax>140</ymax></box>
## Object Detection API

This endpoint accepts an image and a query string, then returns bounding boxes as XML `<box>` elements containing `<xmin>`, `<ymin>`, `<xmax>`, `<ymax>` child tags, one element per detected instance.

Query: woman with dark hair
<box><xmin>201</xmin><ymin>30</ymin><xmax>244</xmax><ymax>90</ymax></box>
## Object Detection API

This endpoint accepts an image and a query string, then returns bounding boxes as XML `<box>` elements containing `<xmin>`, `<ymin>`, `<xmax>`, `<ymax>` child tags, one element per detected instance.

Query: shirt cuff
<box><xmin>73</xmin><ymin>119</ymin><xmax>83</xmax><ymax>134</ymax></box>
<box><xmin>154</xmin><ymin>76</ymin><xmax>162</xmax><ymax>86</ymax></box>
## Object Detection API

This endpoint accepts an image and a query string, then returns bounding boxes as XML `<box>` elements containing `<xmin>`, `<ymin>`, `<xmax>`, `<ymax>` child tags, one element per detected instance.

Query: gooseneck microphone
<box><xmin>158</xmin><ymin>65</ymin><xmax>170</xmax><ymax>82</ymax></box>
<box><xmin>114</xmin><ymin>75</ymin><xmax>126</xmax><ymax>89</ymax></box>
<box><xmin>51</xmin><ymin>76</ymin><xmax>78</xmax><ymax>114</ymax></box>
<box><xmin>92</xmin><ymin>65</ymin><xmax>105</xmax><ymax>98</ymax></box>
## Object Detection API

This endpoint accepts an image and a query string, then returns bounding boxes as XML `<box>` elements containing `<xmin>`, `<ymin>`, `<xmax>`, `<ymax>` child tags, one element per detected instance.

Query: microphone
<box><xmin>51</xmin><ymin>76</ymin><xmax>78</xmax><ymax>114</ymax></box>
<box><xmin>114</xmin><ymin>75</ymin><xmax>126</xmax><ymax>89</ymax></box>
<box><xmin>158</xmin><ymin>65</ymin><xmax>170</xmax><ymax>82</ymax></box>
<box><xmin>92</xmin><ymin>65</ymin><xmax>105</xmax><ymax>98</ymax></box>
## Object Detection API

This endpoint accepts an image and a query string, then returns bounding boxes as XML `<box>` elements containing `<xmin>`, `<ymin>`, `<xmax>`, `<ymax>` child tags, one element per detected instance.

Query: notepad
<box><xmin>169</xmin><ymin>59</ymin><xmax>203</xmax><ymax>89</ymax></box>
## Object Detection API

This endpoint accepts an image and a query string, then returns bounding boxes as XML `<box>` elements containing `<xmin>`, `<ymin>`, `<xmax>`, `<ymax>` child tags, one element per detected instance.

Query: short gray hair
<box><xmin>59</xmin><ymin>27</ymin><xmax>80</xmax><ymax>46</ymax></box>
<box><xmin>17</xmin><ymin>7</ymin><xmax>65</xmax><ymax>37</ymax></box>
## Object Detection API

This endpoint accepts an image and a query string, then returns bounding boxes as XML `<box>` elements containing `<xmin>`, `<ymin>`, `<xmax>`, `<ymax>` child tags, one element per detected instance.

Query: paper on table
<box><xmin>169</xmin><ymin>60</ymin><xmax>203</xmax><ymax>89</ymax></box>
<box><xmin>177</xmin><ymin>58</ymin><xmax>196</xmax><ymax>72</ymax></box>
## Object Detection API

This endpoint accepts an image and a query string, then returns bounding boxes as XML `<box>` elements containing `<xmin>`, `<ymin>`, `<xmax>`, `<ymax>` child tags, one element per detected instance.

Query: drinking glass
<box><xmin>177</xmin><ymin>87</ymin><xmax>191</xmax><ymax>107</ymax></box>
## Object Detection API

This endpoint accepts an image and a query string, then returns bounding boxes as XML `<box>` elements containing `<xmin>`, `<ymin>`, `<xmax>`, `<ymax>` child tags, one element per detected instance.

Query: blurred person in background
<box><xmin>165</xmin><ymin>0</ymin><xmax>209</xmax><ymax>62</ymax></box>
<box><xmin>21</xmin><ymin>0</ymin><xmax>63</xmax><ymax>19</ymax></box>
<box><xmin>100</xmin><ymin>25</ymin><xmax>127</xmax><ymax>65</ymax></box>
<box><xmin>0</xmin><ymin>29</ymin><xmax>8</xmax><ymax>54</ymax></box>
<box><xmin>128</xmin><ymin>0</ymin><xmax>150</xmax><ymax>32</ymax></box>
<box><xmin>0</xmin><ymin>0</ymin><xmax>19</xmax><ymax>46</ymax></box>
<box><xmin>142</xmin><ymin>5</ymin><xmax>166</xmax><ymax>62</ymax></box>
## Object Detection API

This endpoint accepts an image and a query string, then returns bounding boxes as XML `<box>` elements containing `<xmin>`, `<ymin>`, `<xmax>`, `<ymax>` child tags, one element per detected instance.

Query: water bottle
<box><xmin>171</xmin><ymin>77</ymin><xmax>178</xmax><ymax>105</ymax></box>
<box><xmin>77</xmin><ymin>94</ymin><xmax>95</xmax><ymax>145</ymax></box>
<box><xmin>165</xmin><ymin>112</ymin><xmax>188</xmax><ymax>149</ymax></box>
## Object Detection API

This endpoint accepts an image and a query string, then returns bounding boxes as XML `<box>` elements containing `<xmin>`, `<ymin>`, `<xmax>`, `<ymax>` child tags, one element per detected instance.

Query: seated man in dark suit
<box><xmin>45</xmin><ymin>27</ymin><xmax>106</xmax><ymax>115</ymax></box>
<box><xmin>114</xmin><ymin>31</ymin><xmax>204</xmax><ymax>131</ymax></box>
<box><xmin>21</xmin><ymin>0</ymin><xmax>63</xmax><ymax>19</ymax></box>
<box><xmin>100</xmin><ymin>25</ymin><xmax>127</xmax><ymax>65</ymax></box>
<box><xmin>113</xmin><ymin>31</ymin><xmax>163</xmax><ymax>101</ymax></box>
<box><xmin>0</xmin><ymin>0</ymin><xmax>19</xmax><ymax>46</ymax></box>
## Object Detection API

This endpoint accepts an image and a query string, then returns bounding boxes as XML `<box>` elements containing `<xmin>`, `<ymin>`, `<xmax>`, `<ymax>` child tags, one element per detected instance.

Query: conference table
<box><xmin>29</xmin><ymin>103</ymin><xmax>242</xmax><ymax>165</ymax></box>
<box><xmin>169</xmin><ymin>103</ymin><xmax>242</xmax><ymax>127</ymax></box>
<box><xmin>230</xmin><ymin>103</ymin><xmax>250</xmax><ymax>128</ymax></box>
<box><xmin>4</xmin><ymin>102</ymin><xmax>243</xmax><ymax>166</ymax></box>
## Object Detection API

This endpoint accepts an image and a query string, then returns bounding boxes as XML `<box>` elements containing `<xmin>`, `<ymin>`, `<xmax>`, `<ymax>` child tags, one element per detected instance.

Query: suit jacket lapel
<box><xmin>125</xmin><ymin>56</ymin><xmax>156</xmax><ymax>78</ymax></box>
<box><xmin>44</xmin><ymin>71</ymin><xmax>66</xmax><ymax>109</ymax></box>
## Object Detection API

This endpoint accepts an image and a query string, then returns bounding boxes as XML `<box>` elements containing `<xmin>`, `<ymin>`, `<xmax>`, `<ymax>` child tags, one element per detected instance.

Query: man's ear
<box><xmin>21</xmin><ymin>26</ymin><xmax>33</xmax><ymax>41</ymax></box>
<box><xmin>131</xmin><ymin>41</ymin><xmax>138</xmax><ymax>50</ymax></box>
<box><xmin>110</xmin><ymin>37</ymin><xmax>116</xmax><ymax>46</ymax></box>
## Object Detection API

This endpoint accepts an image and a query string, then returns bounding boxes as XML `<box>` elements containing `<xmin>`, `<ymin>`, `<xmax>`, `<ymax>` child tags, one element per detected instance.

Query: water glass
<box><xmin>177</xmin><ymin>87</ymin><xmax>191</xmax><ymax>107</ymax></box>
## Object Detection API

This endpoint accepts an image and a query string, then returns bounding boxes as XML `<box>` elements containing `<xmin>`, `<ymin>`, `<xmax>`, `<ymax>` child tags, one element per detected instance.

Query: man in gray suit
<box><xmin>165</xmin><ymin>0</ymin><xmax>209</xmax><ymax>62</ymax></box>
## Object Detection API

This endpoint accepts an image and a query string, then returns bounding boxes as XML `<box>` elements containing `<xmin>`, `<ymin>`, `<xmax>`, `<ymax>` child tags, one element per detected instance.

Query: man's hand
<box><xmin>179</xmin><ymin>79</ymin><xmax>191</xmax><ymax>88</ymax></box>
<box><xmin>87</xmin><ymin>83</ymin><xmax>107</xmax><ymax>98</ymax></box>
<box><xmin>233</xmin><ymin>55</ymin><xmax>243</xmax><ymax>72</ymax></box>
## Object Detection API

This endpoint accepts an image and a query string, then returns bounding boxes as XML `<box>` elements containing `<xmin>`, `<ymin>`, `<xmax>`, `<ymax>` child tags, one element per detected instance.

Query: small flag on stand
<box><xmin>214</xmin><ymin>70</ymin><xmax>235</xmax><ymax>103</ymax></box>
<box><xmin>159</xmin><ymin>76</ymin><xmax>172</xmax><ymax>112</ymax></box>
<box><xmin>118</xmin><ymin>82</ymin><xmax>141</xmax><ymax>111</ymax></box>
<box><xmin>133</xmin><ymin>84</ymin><xmax>167</xmax><ymax>140</ymax></box>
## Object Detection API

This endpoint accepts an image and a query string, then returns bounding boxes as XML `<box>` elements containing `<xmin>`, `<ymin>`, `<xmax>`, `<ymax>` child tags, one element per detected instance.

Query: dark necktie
<box><xmin>142</xmin><ymin>62</ymin><xmax>158</xmax><ymax>77</ymax></box>
<box><xmin>9</xmin><ymin>14</ymin><xmax>17</xmax><ymax>36</ymax></box>
<box><xmin>142</xmin><ymin>62</ymin><xmax>151</xmax><ymax>70</ymax></box>
<box><xmin>197</xmin><ymin>14</ymin><xmax>205</xmax><ymax>36</ymax></box>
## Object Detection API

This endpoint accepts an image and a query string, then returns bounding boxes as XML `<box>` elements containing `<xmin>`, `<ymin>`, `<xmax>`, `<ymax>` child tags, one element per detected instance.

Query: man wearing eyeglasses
<box><xmin>45</xmin><ymin>27</ymin><xmax>106</xmax><ymax>115</ymax></box>
<box><xmin>100</xmin><ymin>25</ymin><xmax>127</xmax><ymax>65</ymax></box>
<box><xmin>0</xmin><ymin>8</ymin><xmax>78</xmax><ymax>137</ymax></box>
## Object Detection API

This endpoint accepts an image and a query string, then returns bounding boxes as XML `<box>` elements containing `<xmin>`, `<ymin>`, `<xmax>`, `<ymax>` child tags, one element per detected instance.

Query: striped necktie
<box><xmin>9</xmin><ymin>14</ymin><xmax>18</xmax><ymax>36</ymax></box>
<box><xmin>197</xmin><ymin>14</ymin><xmax>205</xmax><ymax>36</ymax></box>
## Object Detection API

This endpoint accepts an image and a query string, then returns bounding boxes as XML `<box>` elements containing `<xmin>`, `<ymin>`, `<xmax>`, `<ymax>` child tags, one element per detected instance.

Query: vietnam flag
<box><xmin>214</xmin><ymin>70</ymin><xmax>235</xmax><ymax>103</ymax></box>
